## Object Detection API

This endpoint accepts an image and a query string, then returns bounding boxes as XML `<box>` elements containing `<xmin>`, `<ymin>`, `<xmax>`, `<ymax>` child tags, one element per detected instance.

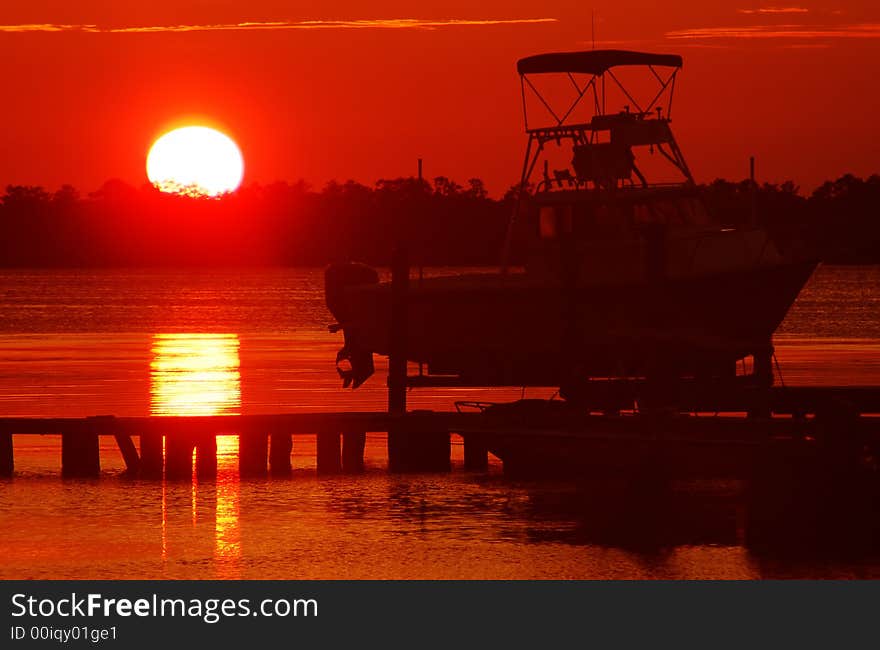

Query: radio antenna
<box><xmin>591</xmin><ymin>11</ymin><xmax>596</xmax><ymax>49</ymax></box>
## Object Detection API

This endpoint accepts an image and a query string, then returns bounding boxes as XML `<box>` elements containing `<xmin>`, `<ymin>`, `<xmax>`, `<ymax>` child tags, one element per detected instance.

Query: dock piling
<box><xmin>61</xmin><ymin>431</ymin><xmax>100</xmax><ymax>479</ymax></box>
<box><xmin>195</xmin><ymin>434</ymin><xmax>218</xmax><ymax>480</ymax></box>
<box><xmin>269</xmin><ymin>433</ymin><xmax>293</xmax><ymax>476</ymax></box>
<box><xmin>342</xmin><ymin>430</ymin><xmax>366</xmax><ymax>473</ymax></box>
<box><xmin>386</xmin><ymin>245</ymin><xmax>415</xmax><ymax>470</ymax></box>
<box><xmin>0</xmin><ymin>432</ymin><xmax>12</xmax><ymax>477</ymax></box>
<box><xmin>388</xmin><ymin>246</ymin><xmax>409</xmax><ymax>416</ymax></box>
<box><xmin>239</xmin><ymin>432</ymin><xmax>268</xmax><ymax>478</ymax></box>
<box><xmin>463</xmin><ymin>435</ymin><xmax>489</xmax><ymax>472</ymax></box>
<box><xmin>139</xmin><ymin>432</ymin><xmax>163</xmax><ymax>478</ymax></box>
<box><xmin>755</xmin><ymin>348</ymin><xmax>774</xmax><ymax>387</ymax></box>
<box><xmin>749</xmin><ymin>347</ymin><xmax>775</xmax><ymax>419</ymax></box>
<box><xmin>317</xmin><ymin>430</ymin><xmax>342</xmax><ymax>474</ymax></box>
<box><xmin>165</xmin><ymin>435</ymin><xmax>195</xmax><ymax>480</ymax></box>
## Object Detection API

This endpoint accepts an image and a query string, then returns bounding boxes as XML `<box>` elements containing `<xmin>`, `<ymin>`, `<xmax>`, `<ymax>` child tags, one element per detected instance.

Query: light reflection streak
<box><xmin>150</xmin><ymin>333</ymin><xmax>242</xmax><ymax>577</ymax></box>
<box><xmin>150</xmin><ymin>333</ymin><xmax>241</xmax><ymax>416</ymax></box>
<box><xmin>161</xmin><ymin>481</ymin><xmax>167</xmax><ymax>564</ymax></box>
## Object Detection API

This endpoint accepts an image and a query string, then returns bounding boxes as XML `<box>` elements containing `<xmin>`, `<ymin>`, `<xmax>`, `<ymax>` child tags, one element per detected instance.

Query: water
<box><xmin>1</xmin><ymin>265</ymin><xmax>879</xmax><ymax>579</ymax></box>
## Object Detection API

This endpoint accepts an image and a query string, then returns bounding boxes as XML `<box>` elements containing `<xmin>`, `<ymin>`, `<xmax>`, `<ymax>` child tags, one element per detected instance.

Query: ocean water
<box><xmin>1</xmin><ymin>265</ymin><xmax>879</xmax><ymax>579</ymax></box>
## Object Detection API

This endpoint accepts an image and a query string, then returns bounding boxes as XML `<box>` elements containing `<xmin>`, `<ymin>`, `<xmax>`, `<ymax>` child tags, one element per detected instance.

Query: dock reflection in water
<box><xmin>150</xmin><ymin>333</ymin><xmax>242</xmax><ymax>578</ymax></box>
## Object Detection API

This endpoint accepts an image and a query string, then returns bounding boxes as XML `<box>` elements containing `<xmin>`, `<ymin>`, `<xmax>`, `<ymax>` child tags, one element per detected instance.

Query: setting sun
<box><xmin>146</xmin><ymin>126</ymin><xmax>244</xmax><ymax>197</ymax></box>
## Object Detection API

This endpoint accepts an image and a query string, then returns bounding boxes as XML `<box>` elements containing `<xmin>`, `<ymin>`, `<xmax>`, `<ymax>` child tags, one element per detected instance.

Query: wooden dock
<box><xmin>0</xmin><ymin>411</ymin><xmax>488</xmax><ymax>479</ymax></box>
<box><xmin>1</xmin><ymin>383</ymin><xmax>880</xmax><ymax>481</ymax></box>
<box><xmin>2</xmin><ymin>251</ymin><xmax>880</xmax><ymax>483</ymax></box>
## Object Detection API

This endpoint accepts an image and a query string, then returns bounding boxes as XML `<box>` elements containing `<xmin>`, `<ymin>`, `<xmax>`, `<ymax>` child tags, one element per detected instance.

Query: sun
<box><xmin>147</xmin><ymin>126</ymin><xmax>244</xmax><ymax>197</ymax></box>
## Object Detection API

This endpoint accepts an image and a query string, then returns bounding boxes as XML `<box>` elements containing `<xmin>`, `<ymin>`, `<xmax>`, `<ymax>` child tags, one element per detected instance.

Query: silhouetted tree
<box><xmin>464</xmin><ymin>178</ymin><xmax>488</xmax><ymax>200</ymax></box>
<box><xmin>0</xmin><ymin>173</ymin><xmax>878</xmax><ymax>267</ymax></box>
<box><xmin>432</xmin><ymin>176</ymin><xmax>462</xmax><ymax>197</ymax></box>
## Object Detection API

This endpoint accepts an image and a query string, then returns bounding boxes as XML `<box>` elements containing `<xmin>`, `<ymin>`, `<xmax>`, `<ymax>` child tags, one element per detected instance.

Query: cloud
<box><xmin>737</xmin><ymin>7</ymin><xmax>809</xmax><ymax>14</ymax></box>
<box><xmin>0</xmin><ymin>17</ymin><xmax>557</xmax><ymax>34</ymax></box>
<box><xmin>666</xmin><ymin>23</ymin><xmax>880</xmax><ymax>40</ymax></box>
<box><xmin>0</xmin><ymin>23</ymin><xmax>90</xmax><ymax>32</ymax></box>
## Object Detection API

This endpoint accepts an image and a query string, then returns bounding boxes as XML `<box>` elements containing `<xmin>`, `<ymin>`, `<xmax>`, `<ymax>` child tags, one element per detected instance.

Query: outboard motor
<box><xmin>325</xmin><ymin>262</ymin><xmax>379</xmax><ymax>323</ymax></box>
<box><xmin>324</xmin><ymin>262</ymin><xmax>380</xmax><ymax>388</ymax></box>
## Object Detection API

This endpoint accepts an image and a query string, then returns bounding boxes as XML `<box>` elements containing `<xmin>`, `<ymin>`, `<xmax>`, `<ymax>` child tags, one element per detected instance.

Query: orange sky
<box><xmin>0</xmin><ymin>1</ymin><xmax>878</xmax><ymax>195</ymax></box>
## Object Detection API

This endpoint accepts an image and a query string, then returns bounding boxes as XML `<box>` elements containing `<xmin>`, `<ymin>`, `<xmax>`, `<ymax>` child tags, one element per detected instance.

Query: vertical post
<box><xmin>417</xmin><ymin>158</ymin><xmax>425</xmax><ymax>375</ymax></box>
<box><xmin>140</xmin><ymin>432</ymin><xmax>163</xmax><ymax>479</ymax></box>
<box><xmin>387</xmin><ymin>244</ymin><xmax>410</xmax><ymax>470</ymax></box>
<box><xmin>463</xmin><ymin>435</ymin><xmax>489</xmax><ymax>472</ymax></box>
<box><xmin>560</xmin><ymin>208</ymin><xmax>582</xmax><ymax>398</ymax></box>
<box><xmin>754</xmin><ymin>347</ymin><xmax>774</xmax><ymax>388</ymax></box>
<box><xmin>388</xmin><ymin>246</ymin><xmax>409</xmax><ymax>416</ymax></box>
<box><xmin>317</xmin><ymin>430</ymin><xmax>342</xmax><ymax>474</ymax></box>
<box><xmin>165</xmin><ymin>434</ymin><xmax>195</xmax><ymax>480</ymax></box>
<box><xmin>239</xmin><ymin>432</ymin><xmax>268</xmax><ymax>478</ymax></box>
<box><xmin>0</xmin><ymin>432</ymin><xmax>13</xmax><ymax>478</ymax></box>
<box><xmin>749</xmin><ymin>156</ymin><xmax>757</xmax><ymax>227</ymax></box>
<box><xmin>61</xmin><ymin>430</ymin><xmax>100</xmax><ymax>479</ymax></box>
<box><xmin>269</xmin><ymin>433</ymin><xmax>293</xmax><ymax>476</ymax></box>
<box><xmin>195</xmin><ymin>434</ymin><xmax>218</xmax><ymax>480</ymax></box>
<box><xmin>591</xmin><ymin>10</ymin><xmax>596</xmax><ymax>49</ymax></box>
<box><xmin>749</xmin><ymin>345</ymin><xmax>774</xmax><ymax>419</ymax></box>
<box><xmin>502</xmin><ymin>136</ymin><xmax>533</xmax><ymax>274</ymax></box>
<box><xmin>342</xmin><ymin>430</ymin><xmax>366</xmax><ymax>473</ymax></box>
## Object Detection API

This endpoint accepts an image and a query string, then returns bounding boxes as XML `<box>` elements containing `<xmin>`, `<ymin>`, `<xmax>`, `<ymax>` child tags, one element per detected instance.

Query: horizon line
<box><xmin>3</xmin><ymin>173</ymin><xmax>878</xmax><ymax>200</ymax></box>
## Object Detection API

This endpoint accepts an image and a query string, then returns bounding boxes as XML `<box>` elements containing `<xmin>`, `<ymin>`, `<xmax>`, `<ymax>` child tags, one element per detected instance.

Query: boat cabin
<box><xmin>504</xmin><ymin>50</ymin><xmax>775</xmax><ymax>282</ymax></box>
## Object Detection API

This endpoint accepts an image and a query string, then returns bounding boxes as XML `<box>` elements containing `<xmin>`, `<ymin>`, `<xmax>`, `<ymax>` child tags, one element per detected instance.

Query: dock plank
<box><xmin>0</xmin><ymin>411</ymin><xmax>485</xmax><ymax>436</ymax></box>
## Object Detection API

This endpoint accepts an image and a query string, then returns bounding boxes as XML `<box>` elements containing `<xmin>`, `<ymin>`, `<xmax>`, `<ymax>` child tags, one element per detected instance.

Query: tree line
<box><xmin>702</xmin><ymin>174</ymin><xmax>880</xmax><ymax>264</ymax></box>
<box><xmin>0</xmin><ymin>174</ymin><xmax>877</xmax><ymax>267</ymax></box>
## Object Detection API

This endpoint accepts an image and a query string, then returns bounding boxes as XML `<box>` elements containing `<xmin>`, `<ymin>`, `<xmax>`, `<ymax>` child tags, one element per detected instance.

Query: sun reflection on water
<box><xmin>150</xmin><ymin>333</ymin><xmax>242</xmax><ymax>578</ymax></box>
<box><xmin>150</xmin><ymin>333</ymin><xmax>241</xmax><ymax>416</ymax></box>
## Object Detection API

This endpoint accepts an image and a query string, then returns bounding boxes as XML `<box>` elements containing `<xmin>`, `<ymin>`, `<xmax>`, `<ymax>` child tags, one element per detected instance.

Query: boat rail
<box><xmin>534</xmin><ymin>179</ymin><xmax>687</xmax><ymax>193</ymax></box>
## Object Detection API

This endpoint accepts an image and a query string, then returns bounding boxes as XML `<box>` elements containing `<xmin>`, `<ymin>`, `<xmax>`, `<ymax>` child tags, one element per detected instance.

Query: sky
<box><xmin>0</xmin><ymin>1</ymin><xmax>878</xmax><ymax>195</ymax></box>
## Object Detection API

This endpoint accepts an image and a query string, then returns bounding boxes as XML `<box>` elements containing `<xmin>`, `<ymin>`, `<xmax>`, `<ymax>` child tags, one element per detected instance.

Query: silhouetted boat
<box><xmin>325</xmin><ymin>50</ymin><xmax>818</xmax><ymax>393</ymax></box>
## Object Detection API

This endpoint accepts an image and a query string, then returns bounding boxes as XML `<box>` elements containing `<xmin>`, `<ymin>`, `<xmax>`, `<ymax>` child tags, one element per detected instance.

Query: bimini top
<box><xmin>517</xmin><ymin>50</ymin><xmax>683</xmax><ymax>76</ymax></box>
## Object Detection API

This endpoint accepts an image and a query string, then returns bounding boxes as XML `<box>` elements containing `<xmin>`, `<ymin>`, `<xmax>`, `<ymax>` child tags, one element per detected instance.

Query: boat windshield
<box><xmin>632</xmin><ymin>196</ymin><xmax>710</xmax><ymax>227</ymax></box>
<box><xmin>537</xmin><ymin>193</ymin><xmax>711</xmax><ymax>240</ymax></box>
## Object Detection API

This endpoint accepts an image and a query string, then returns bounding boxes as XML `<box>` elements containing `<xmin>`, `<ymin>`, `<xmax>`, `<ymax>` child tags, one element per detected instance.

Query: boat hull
<box><xmin>328</xmin><ymin>260</ymin><xmax>816</xmax><ymax>386</ymax></box>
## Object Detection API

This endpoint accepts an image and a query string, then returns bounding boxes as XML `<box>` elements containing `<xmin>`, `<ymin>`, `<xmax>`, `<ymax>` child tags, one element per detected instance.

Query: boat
<box><xmin>324</xmin><ymin>50</ymin><xmax>818</xmax><ymax>398</ymax></box>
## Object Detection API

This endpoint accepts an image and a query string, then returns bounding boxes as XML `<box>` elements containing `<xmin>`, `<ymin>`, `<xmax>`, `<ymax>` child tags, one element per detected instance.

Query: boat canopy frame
<box><xmin>518</xmin><ymin>49</ymin><xmax>682</xmax><ymax>132</ymax></box>
<box><xmin>500</xmin><ymin>50</ymin><xmax>691</xmax><ymax>271</ymax></box>
<box><xmin>515</xmin><ymin>50</ymin><xmax>692</xmax><ymax>192</ymax></box>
